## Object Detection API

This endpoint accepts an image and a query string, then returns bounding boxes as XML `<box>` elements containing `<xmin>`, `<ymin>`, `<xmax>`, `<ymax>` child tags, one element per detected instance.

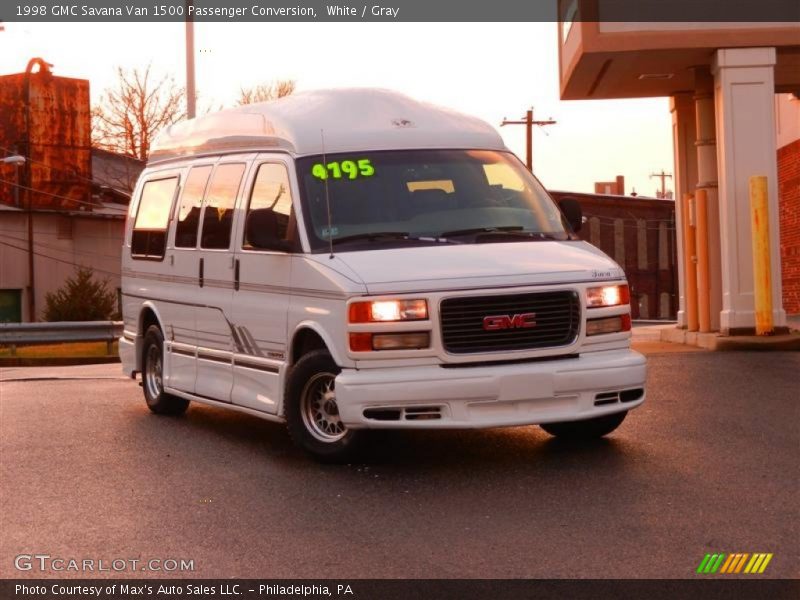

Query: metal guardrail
<box><xmin>0</xmin><ymin>321</ymin><xmax>123</xmax><ymax>355</ymax></box>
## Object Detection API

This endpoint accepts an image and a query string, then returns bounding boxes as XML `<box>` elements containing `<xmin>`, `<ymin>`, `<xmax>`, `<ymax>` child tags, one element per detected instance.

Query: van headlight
<box><xmin>586</xmin><ymin>284</ymin><xmax>630</xmax><ymax>308</ymax></box>
<box><xmin>348</xmin><ymin>299</ymin><xmax>428</xmax><ymax>323</ymax></box>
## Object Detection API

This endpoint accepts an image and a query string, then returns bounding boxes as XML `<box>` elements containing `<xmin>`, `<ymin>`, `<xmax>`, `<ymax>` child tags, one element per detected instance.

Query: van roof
<box><xmin>147</xmin><ymin>88</ymin><xmax>506</xmax><ymax>164</ymax></box>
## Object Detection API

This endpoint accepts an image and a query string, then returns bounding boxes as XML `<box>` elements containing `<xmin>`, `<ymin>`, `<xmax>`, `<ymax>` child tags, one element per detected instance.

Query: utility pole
<box><xmin>23</xmin><ymin>58</ymin><xmax>50</xmax><ymax>322</ymax></box>
<box><xmin>501</xmin><ymin>108</ymin><xmax>556</xmax><ymax>172</ymax></box>
<box><xmin>650</xmin><ymin>169</ymin><xmax>673</xmax><ymax>199</ymax></box>
<box><xmin>185</xmin><ymin>0</ymin><xmax>196</xmax><ymax>119</ymax></box>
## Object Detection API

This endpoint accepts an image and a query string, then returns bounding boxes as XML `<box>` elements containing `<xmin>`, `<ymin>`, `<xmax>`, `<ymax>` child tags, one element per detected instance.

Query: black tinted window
<box><xmin>131</xmin><ymin>176</ymin><xmax>178</xmax><ymax>259</ymax></box>
<box><xmin>244</xmin><ymin>163</ymin><xmax>294</xmax><ymax>247</ymax></box>
<box><xmin>296</xmin><ymin>150</ymin><xmax>566</xmax><ymax>252</ymax></box>
<box><xmin>174</xmin><ymin>166</ymin><xmax>212</xmax><ymax>248</ymax></box>
<box><xmin>201</xmin><ymin>163</ymin><xmax>245</xmax><ymax>249</ymax></box>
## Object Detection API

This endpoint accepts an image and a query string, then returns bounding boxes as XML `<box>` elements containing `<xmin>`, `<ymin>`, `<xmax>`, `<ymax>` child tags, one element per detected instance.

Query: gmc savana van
<box><xmin>120</xmin><ymin>89</ymin><xmax>646</xmax><ymax>461</ymax></box>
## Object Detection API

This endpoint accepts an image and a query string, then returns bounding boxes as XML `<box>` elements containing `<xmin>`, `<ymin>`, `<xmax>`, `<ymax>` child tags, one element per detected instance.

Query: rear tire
<box><xmin>141</xmin><ymin>325</ymin><xmax>189</xmax><ymax>416</ymax></box>
<box><xmin>285</xmin><ymin>350</ymin><xmax>362</xmax><ymax>463</ymax></box>
<box><xmin>540</xmin><ymin>411</ymin><xmax>627</xmax><ymax>440</ymax></box>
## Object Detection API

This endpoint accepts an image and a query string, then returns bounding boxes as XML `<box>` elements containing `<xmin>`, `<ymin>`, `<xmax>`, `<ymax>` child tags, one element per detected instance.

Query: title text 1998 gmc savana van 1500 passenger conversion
<box><xmin>120</xmin><ymin>89</ymin><xmax>646</xmax><ymax>462</ymax></box>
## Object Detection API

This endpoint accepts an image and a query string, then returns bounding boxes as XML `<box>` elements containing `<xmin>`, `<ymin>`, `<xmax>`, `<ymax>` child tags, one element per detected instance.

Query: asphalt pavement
<box><xmin>1</xmin><ymin>348</ymin><xmax>798</xmax><ymax>579</ymax></box>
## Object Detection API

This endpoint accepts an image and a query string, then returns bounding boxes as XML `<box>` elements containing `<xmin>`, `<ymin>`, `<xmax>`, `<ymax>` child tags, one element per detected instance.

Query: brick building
<box><xmin>776</xmin><ymin>92</ymin><xmax>800</xmax><ymax>316</ymax></box>
<box><xmin>550</xmin><ymin>190</ymin><xmax>677</xmax><ymax>320</ymax></box>
<box><xmin>0</xmin><ymin>61</ymin><xmax>141</xmax><ymax>322</ymax></box>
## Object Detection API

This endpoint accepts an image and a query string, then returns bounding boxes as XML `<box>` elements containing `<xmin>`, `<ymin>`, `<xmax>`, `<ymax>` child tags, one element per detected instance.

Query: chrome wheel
<box><xmin>145</xmin><ymin>344</ymin><xmax>163</xmax><ymax>400</ymax></box>
<box><xmin>300</xmin><ymin>372</ymin><xmax>347</xmax><ymax>443</ymax></box>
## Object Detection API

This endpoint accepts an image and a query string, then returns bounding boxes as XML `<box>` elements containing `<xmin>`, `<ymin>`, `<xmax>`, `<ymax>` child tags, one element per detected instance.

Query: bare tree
<box><xmin>92</xmin><ymin>65</ymin><xmax>185</xmax><ymax>161</ymax></box>
<box><xmin>236</xmin><ymin>79</ymin><xmax>296</xmax><ymax>105</ymax></box>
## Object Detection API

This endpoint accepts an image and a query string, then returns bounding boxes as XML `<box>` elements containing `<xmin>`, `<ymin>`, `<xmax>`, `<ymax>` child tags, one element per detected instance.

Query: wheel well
<box><xmin>140</xmin><ymin>307</ymin><xmax>161</xmax><ymax>336</ymax></box>
<box><xmin>291</xmin><ymin>328</ymin><xmax>327</xmax><ymax>365</ymax></box>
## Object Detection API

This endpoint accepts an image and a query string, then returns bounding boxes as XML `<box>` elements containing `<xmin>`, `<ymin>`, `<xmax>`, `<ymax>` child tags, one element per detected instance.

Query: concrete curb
<box><xmin>660</xmin><ymin>327</ymin><xmax>800</xmax><ymax>351</ymax></box>
<box><xmin>0</xmin><ymin>356</ymin><xmax>121</xmax><ymax>368</ymax></box>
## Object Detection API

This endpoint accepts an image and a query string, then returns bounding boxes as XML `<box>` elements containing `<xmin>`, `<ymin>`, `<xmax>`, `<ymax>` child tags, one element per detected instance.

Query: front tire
<box><xmin>285</xmin><ymin>350</ymin><xmax>362</xmax><ymax>463</ymax></box>
<box><xmin>540</xmin><ymin>411</ymin><xmax>627</xmax><ymax>440</ymax></box>
<box><xmin>141</xmin><ymin>325</ymin><xmax>189</xmax><ymax>416</ymax></box>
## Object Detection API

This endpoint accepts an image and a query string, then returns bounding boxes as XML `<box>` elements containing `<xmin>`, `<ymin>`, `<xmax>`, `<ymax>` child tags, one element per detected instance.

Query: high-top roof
<box><xmin>148</xmin><ymin>88</ymin><xmax>506</xmax><ymax>164</ymax></box>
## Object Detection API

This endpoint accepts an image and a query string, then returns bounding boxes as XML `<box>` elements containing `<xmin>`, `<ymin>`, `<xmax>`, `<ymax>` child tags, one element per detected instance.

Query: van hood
<box><xmin>324</xmin><ymin>241</ymin><xmax>625</xmax><ymax>294</ymax></box>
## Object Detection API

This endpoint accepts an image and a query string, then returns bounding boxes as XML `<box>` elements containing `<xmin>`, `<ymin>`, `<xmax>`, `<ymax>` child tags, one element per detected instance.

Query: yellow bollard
<box><xmin>750</xmin><ymin>176</ymin><xmax>774</xmax><ymax>335</ymax></box>
<box><xmin>695</xmin><ymin>189</ymin><xmax>711</xmax><ymax>333</ymax></box>
<box><xmin>682</xmin><ymin>193</ymin><xmax>699</xmax><ymax>332</ymax></box>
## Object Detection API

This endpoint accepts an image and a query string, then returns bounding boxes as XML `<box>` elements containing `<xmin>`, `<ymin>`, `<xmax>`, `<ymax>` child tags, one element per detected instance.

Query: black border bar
<box><xmin>3</xmin><ymin>579</ymin><xmax>800</xmax><ymax>600</ymax></box>
<box><xmin>3</xmin><ymin>0</ymin><xmax>800</xmax><ymax>23</ymax></box>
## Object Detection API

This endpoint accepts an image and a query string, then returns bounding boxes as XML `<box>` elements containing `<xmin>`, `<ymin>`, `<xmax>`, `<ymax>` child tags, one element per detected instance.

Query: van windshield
<box><xmin>296</xmin><ymin>149</ymin><xmax>569</xmax><ymax>252</ymax></box>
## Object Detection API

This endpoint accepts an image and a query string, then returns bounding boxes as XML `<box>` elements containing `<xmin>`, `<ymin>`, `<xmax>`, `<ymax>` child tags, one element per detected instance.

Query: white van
<box><xmin>120</xmin><ymin>89</ymin><xmax>646</xmax><ymax>461</ymax></box>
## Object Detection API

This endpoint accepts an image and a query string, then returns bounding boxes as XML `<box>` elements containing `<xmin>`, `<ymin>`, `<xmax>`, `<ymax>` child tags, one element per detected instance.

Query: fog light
<box><xmin>586</xmin><ymin>284</ymin><xmax>630</xmax><ymax>308</ymax></box>
<box><xmin>586</xmin><ymin>314</ymin><xmax>631</xmax><ymax>336</ymax></box>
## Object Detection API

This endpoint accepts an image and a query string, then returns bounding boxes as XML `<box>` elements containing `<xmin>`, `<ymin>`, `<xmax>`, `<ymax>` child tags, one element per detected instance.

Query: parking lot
<box><xmin>1</xmin><ymin>346</ymin><xmax>798</xmax><ymax>579</ymax></box>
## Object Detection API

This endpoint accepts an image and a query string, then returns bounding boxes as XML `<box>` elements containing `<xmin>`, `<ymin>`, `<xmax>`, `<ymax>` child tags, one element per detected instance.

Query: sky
<box><xmin>0</xmin><ymin>21</ymin><xmax>674</xmax><ymax>196</ymax></box>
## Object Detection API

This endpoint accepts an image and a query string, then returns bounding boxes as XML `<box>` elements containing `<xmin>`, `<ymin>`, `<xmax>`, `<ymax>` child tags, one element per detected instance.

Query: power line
<box><xmin>0</xmin><ymin>228</ymin><xmax>121</xmax><ymax>241</ymax></box>
<box><xmin>649</xmin><ymin>170</ymin><xmax>673</xmax><ymax>199</ymax></box>
<box><xmin>0</xmin><ymin>239</ymin><xmax>121</xmax><ymax>278</ymax></box>
<box><xmin>584</xmin><ymin>212</ymin><xmax>675</xmax><ymax>225</ymax></box>
<box><xmin>0</xmin><ymin>143</ymin><xmax>140</xmax><ymax>193</ymax></box>
<box><xmin>500</xmin><ymin>108</ymin><xmax>556</xmax><ymax>172</ymax></box>
<box><xmin>0</xmin><ymin>232</ymin><xmax>124</xmax><ymax>260</ymax></box>
<box><xmin>0</xmin><ymin>177</ymin><xmax>127</xmax><ymax>213</ymax></box>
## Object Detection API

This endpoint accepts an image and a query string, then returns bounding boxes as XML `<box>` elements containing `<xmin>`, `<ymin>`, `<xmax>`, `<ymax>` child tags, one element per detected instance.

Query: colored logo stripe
<box><xmin>698</xmin><ymin>553</ymin><xmax>773</xmax><ymax>574</ymax></box>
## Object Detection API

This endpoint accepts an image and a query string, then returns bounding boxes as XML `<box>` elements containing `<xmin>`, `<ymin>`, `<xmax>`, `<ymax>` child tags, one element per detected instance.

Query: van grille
<box><xmin>440</xmin><ymin>290</ymin><xmax>580</xmax><ymax>354</ymax></box>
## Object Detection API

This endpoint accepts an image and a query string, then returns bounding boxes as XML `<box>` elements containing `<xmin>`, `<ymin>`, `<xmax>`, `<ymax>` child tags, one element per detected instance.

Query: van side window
<box><xmin>131</xmin><ymin>176</ymin><xmax>178</xmax><ymax>260</ymax></box>
<box><xmin>174</xmin><ymin>165</ymin><xmax>212</xmax><ymax>248</ymax></box>
<box><xmin>201</xmin><ymin>163</ymin><xmax>245</xmax><ymax>250</ymax></box>
<box><xmin>244</xmin><ymin>163</ymin><xmax>295</xmax><ymax>248</ymax></box>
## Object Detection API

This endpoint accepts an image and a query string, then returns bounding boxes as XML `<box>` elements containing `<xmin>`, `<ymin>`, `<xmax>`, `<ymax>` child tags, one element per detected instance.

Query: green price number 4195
<box><xmin>312</xmin><ymin>159</ymin><xmax>375</xmax><ymax>180</ymax></box>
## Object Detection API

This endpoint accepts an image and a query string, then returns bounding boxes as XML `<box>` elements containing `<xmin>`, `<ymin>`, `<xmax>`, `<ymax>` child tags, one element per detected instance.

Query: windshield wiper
<box><xmin>330</xmin><ymin>232</ymin><xmax>459</xmax><ymax>246</ymax></box>
<box><xmin>439</xmin><ymin>226</ymin><xmax>524</xmax><ymax>237</ymax></box>
<box><xmin>330</xmin><ymin>231</ymin><xmax>411</xmax><ymax>245</ymax></box>
<box><xmin>438</xmin><ymin>226</ymin><xmax>566</xmax><ymax>242</ymax></box>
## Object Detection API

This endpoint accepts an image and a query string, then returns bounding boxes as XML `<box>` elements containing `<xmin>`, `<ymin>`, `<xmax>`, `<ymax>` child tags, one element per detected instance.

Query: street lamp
<box><xmin>2</xmin><ymin>153</ymin><xmax>32</xmax><ymax>319</ymax></box>
<box><xmin>1</xmin><ymin>154</ymin><xmax>26</xmax><ymax>207</ymax></box>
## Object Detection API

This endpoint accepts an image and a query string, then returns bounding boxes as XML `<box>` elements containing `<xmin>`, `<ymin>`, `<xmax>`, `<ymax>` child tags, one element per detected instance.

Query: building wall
<box><xmin>0</xmin><ymin>69</ymin><xmax>92</xmax><ymax>211</ymax></box>
<box><xmin>550</xmin><ymin>191</ymin><xmax>677</xmax><ymax>319</ymax></box>
<box><xmin>775</xmin><ymin>94</ymin><xmax>799</xmax><ymax>315</ymax></box>
<box><xmin>0</xmin><ymin>212</ymin><xmax>124</xmax><ymax>321</ymax></box>
<box><xmin>775</xmin><ymin>94</ymin><xmax>800</xmax><ymax>149</ymax></box>
<box><xmin>778</xmin><ymin>139</ymin><xmax>800</xmax><ymax>315</ymax></box>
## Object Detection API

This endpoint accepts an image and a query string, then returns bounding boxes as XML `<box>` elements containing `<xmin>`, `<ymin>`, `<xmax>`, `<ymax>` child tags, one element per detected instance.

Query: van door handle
<box><xmin>199</xmin><ymin>258</ymin><xmax>204</xmax><ymax>288</ymax></box>
<box><xmin>234</xmin><ymin>259</ymin><xmax>240</xmax><ymax>291</ymax></box>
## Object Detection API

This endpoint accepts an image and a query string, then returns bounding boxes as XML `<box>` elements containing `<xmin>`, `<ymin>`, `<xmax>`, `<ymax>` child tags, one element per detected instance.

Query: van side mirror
<box><xmin>558</xmin><ymin>197</ymin><xmax>583</xmax><ymax>233</ymax></box>
<box><xmin>245</xmin><ymin>209</ymin><xmax>290</xmax><ymax>251</ymax></box>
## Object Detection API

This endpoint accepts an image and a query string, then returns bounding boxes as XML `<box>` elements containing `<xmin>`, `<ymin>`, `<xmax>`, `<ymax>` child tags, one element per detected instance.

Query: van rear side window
<box><xmin>174</xmin><ymin>166</ymin><xmax>212</xmax><ymax>248</ymax></box>
<box><xmin>131</xmin><ymin>176</ymin><xmax>178</xmax><ymax>260</ymax></box>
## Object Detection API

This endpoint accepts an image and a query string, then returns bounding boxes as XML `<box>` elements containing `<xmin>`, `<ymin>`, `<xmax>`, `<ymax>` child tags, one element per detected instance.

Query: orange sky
<box><xmin>0</xmin><ymin>21</ymin><xmax>674</xmax><ymax>197</ymax></box>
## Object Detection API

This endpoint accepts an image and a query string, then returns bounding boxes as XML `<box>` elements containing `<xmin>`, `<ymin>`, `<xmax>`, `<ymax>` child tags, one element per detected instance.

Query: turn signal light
<box><xmin>349</xmin><ymin>332</ymin><xmax>430</xmax><ymax>351</ymax></box>
<box><xmin>586</xmin><ymin>284</ymin><xmax>630</xmax><ymax>308</ymax></box>
<box><xmin>586</xmin><ymin>314</ymin><xmax>632</xmax><ymax>336</ymax></box>
<box><xmin>348</xmin><ymin>299</ymin><xmax>428</xmax><ymax>323</ymax></box>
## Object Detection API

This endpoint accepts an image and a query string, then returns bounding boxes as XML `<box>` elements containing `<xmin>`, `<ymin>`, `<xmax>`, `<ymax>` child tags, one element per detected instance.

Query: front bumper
<box><xmin>335</xmin><ymin>349</ymin><xmax>646</xmax><ymax>429</ymax></box>
<box><xmin>119</xmin><ymin>335</ymin><xmax>137</xmax><ymax>377</ymax></box>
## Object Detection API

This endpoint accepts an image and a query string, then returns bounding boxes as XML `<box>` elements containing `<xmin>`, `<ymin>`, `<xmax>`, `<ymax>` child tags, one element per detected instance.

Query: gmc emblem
<box><xmin>482</xmin><ymin>313</ymin><xmax>537</xmax><ymax>331</ymax></box>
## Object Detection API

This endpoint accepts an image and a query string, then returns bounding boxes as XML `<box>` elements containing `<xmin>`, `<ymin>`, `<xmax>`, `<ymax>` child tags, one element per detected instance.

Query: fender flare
<box><xmin>289</xmin><ymin>320</ymin><xmax>349</xmax><ymax>368</ymax></box>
